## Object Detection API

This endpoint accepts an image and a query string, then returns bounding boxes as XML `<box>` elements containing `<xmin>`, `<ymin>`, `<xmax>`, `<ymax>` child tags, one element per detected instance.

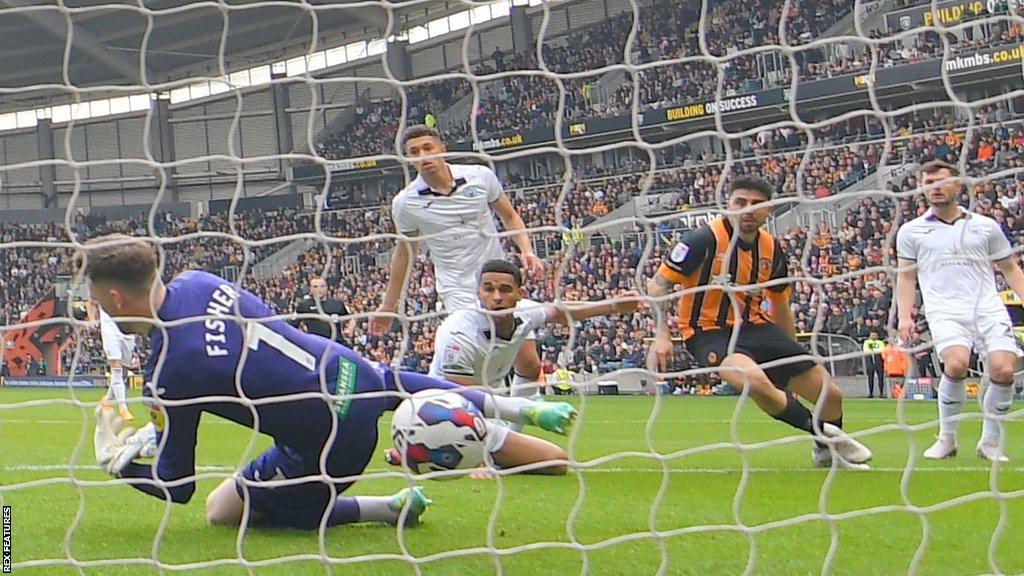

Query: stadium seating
<box><xmin>309</xmin><ymin>0</ymin><xmax>1024</xmax><ymax>160</ymax></box>
<box><xmin>4</xmin><ymin>103</ymin><xmax>1024</xmax><ymax>380</ymax></box>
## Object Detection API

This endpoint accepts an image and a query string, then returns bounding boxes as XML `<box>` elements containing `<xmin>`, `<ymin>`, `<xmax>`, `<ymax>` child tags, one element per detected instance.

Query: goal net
<box><xmin>2</xmin><ymin>0</ymin><xmax>1024</xmax><ymax>574</ymax></box>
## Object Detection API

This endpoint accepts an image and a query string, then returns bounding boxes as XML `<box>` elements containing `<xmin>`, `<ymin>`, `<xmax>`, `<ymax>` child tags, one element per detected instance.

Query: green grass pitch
<box><xmin>1</xmin><ymin>387</ymin><xmax>1022</xmax><ymax>575</ymax></box>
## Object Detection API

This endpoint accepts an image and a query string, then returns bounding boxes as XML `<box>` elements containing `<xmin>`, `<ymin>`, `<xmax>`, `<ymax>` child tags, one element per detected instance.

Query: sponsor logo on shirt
<box><xmin>334</xmin><ymin>358</ymin><xmax>358</xmax><ymax>421</ymax></box>
<box><xmin>671</xmin><ymin>243</ymin><xmax>689</xmax><ymax>263</ymax></box>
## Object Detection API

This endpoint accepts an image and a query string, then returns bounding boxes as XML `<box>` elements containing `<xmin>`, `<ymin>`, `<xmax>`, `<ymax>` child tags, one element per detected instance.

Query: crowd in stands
<box><xmin>309</xmin><ymin>0</ymin><xmax>1024</xmax><ymax>162</ymax></box>
<box><xmin>7</xmin><ymin>100</ymin><xmax>1024</xmax><ymax>390</ymax></box>
<box><xmin>318</xmin><ymin>0</ymin><xmax>862</xmax><ymax>157</ymax></box>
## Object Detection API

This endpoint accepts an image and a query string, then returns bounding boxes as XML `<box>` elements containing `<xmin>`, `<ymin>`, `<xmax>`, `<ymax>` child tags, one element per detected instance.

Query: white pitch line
<box><xmin>577</xmin><ymin>466</ymin><xmax>1024</xmax><ymax>474</ymax></box>
<box><xmin>2</xmin><ymin>464</ymin><xmax>1021</xmax><ymax>474</ymax></box>
<box><xmin>0</xmin><ymin>417</ymin><xmax>915</xmax><ymax>426</ymax></box>
<box><xmin>1</xmin><ymin>464</ymin><xmax>235</xmax><ymax>473</ymax></box>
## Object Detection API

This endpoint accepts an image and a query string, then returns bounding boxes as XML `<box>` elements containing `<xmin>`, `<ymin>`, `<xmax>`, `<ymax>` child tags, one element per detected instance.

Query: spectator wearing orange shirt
<box><xmin>977</xmin><ymin>140</ymin><xmax>996</xmax><ymax>163</ymax></box>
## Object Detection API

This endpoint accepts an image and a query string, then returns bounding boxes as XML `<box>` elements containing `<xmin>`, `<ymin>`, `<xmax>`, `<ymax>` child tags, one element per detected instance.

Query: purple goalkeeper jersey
<box><xmin>123</xmin><ymin>271</ymin><xmax>384</xmax><ymax>502</ymax></box>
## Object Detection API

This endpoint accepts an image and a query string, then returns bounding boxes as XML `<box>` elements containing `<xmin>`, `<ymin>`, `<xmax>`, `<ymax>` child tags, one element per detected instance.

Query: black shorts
<box><xmin>686</xmin><ymin>323</ymin><xmax>817</xmax><ymax>389</ymax></box>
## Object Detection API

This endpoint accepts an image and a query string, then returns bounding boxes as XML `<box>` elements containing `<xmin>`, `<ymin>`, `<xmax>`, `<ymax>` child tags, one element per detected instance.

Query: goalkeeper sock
<box><xmin>937</xmin><ymin>374</ymin><xmax>966</xmax><ymax>442</ymax></box>
<box><xmin>329</xmin><ymin>497</ymin><xmax>374</xmax><ymax>526</ymax></box>
<box><xmin>980</xmin><ymin>381</ymin><xmax>1013</xmax><ymax>444</ymax></box>
<box><xmin>109</xmin><ymin>367</ymin><xmax>128</xmax><ymax>411</ymax></box>
<box><xmin>331</xmin><ymin>491</ymin><xmax>429</xmax><ymax>526</ymax></box>
<box><xmin>770</xmin><ymin>394</ymin><xmax>814</xmax><ymax>434</ymax></box>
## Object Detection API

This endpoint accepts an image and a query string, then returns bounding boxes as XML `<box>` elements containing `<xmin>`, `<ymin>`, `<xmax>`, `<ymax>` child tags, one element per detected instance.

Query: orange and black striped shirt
<box><xmin>657</xmin><ymin>217</ymin><xmax>790</xmax><ymax>340</ymax></box>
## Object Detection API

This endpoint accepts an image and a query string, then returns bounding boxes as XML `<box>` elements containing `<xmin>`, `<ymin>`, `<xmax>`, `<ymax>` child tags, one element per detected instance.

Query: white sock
<box><xmin>981</xmin><ymin>383</ymin><xmax>1014</xmax><ymax>445</ymax></box>
<box><xmin>937</xmin><ymin>374</ymin><xmax>966</xmax><ymax>442</ymax></box>
<box><xmin>108</xmin><ymin>367</ymin><xmax>128</xmax><ymax>411</ymax></box>
<box><xmin>482</xmin><ymin>395</ymin><xmax>534</xmax><ymax>426</ymax></box>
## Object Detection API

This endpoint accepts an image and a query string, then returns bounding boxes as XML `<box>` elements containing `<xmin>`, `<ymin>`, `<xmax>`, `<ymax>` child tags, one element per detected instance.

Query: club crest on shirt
<box><xmin>670</xmin><ymin>243</ymin><xmax>689</xmax><ymax>263</ymax></box>
<box><xmin>759</xmin><ymin>257</ymin><xmax>773</xmax><ymax>274</ymax></box>
<box><xmin>442</xmin><ymin>342</ymin><xmax>473</xmax><ymax>374</ymax></box>
<box><xmin>707</xmin><ymin>352</ymin><xmax>719</xmax><ymax>365</ymax></box>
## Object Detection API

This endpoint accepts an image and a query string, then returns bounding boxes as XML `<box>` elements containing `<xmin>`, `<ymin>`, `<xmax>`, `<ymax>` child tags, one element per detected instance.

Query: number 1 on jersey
<box><xmin>245</xmin><ymin>323</ymin><xmax>317</xmax><ymax>371</ymax></box>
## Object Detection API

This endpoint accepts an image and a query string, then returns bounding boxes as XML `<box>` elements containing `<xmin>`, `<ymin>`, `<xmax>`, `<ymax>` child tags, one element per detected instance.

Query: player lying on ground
<box><xmin>385</xmin><ymin>259</ymin><xmax>638</xmax><ymax>471</ymax></box>
<box><xmin>896</xmin><ymin>160</ymin><xmax>1024</xmax><ymax>463</ymax></box>
<box><xmin>81</xmin><ymin>234</ymin><xmax>576</xmax><ymax>530</ymax></box>
<box><xmin>371</xmin><ymin>125</ymin><xmax>544</xmax><ymax>394</ymax></box>
<box><xmin>648</xmin><ymin>176</ymin><xmax>873</xmax><ymax>470</ymax></box>
<box><xmin>74</xmin><ymin>299</ymin><xmax>138</xmax><ymax>423</ymax></box>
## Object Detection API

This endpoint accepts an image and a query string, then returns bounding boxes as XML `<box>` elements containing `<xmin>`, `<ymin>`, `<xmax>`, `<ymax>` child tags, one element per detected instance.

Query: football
<box><xmin>390</xmin><ymin>390</ymin><xmax>489</xmax><ymax>476</ymax></box>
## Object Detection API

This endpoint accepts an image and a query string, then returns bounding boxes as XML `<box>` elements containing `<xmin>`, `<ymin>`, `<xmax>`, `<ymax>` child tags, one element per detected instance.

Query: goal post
<box><xmin>1</xmin><ymin>0</ymin><xmax>1024</xmax><ymax>574</ymax></box>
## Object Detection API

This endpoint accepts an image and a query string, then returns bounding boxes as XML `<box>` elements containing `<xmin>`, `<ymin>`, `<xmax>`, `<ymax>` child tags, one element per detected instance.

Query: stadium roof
<box><xmin>0</xmin><ymin>0</ymin><xmax>462</xmax><ymax>112</ymax></box>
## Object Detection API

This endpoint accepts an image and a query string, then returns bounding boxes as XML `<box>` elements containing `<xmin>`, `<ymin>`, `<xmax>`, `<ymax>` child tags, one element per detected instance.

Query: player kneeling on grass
<box><xmin>648</xmin><ymin>176</ymin><xmax>873</xmax><ymax>470</ymax></box>
<box><xmin>385</xmin><ymin>259</ymin><xmax>638</xmax><ymax>475</ymax></box>
<box><xmin>81</xmin><ymin>234</ymin><xmax>576</xmax><ymax>530</ymax></box>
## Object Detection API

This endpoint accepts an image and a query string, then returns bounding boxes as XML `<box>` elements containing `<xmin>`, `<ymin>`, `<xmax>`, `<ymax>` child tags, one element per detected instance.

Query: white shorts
<box><xmin>101</xmin><ymin>324</ymin><xmax>135</xmax><ymax>363</ymax></box>
<box><xmin>439</xmin><ymin>291</ymin><xmax>539</xmax><ymax>341</ymax></box>
<box><xmin>928</xmin><ymin>315</ymin><xmax>1021</xmax><ymax>357</ymax></box>
<box><xmin>439</xmin><ymin>290</ymin><xmax>477</xmax><ymax>313</ymax></box>
<box><xmin>485</xmin><ymin>419</ymin><xmax>512</xmax><ymax>453</ymax></box>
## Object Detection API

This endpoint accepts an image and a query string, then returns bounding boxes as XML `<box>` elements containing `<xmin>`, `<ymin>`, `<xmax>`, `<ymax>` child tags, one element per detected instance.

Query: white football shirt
<box><xmin>896</xmin><ymin>207</ymin><xmax>1013</xmax><ymax>322</ymax></box>
<box><xmin>428</xmin><ymin>303</ymin><xmax>549</xmax><ymax>389</ymax></box>
<box><xmin>391</xmin><ymin>164</ymin><xmax>505</xmax><ymax>300</ymax></box>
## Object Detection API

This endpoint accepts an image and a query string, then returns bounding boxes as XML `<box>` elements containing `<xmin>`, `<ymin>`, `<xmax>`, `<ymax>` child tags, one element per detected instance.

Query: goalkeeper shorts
<box><xmin>234</xmin><ymin>414</ymin><xmax>381</xmax><ymax>530</ymax></box>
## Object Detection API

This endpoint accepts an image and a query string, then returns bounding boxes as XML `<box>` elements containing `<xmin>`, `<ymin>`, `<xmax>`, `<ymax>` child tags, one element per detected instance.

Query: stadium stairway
<box><xmin>584</xmin><ymin>155</ymin><xmax>914</xmax><ymax>239</ymax></box>
<box><xmin>435</xmin><ymin>89</ymin><xmax>475</xmax><ymax>133</ymax></box>
<box><xmin>300</xmin><ymin>89</ymin><xmax>371</xmax><ymax>155</ymax></box>
<box><xmin>817</xmin><ymin>0</ymin><xmax>899</xmax><ymax>42</ymax></box>
<box><xmin>771</xmin><ymin>160</ymin><xmax>916</xmax><ymax>234</ymax></box>
<box><xmin>252</xmin><ymin>237</ymin><xmax>315</xmax><ymax>280</ymax></box>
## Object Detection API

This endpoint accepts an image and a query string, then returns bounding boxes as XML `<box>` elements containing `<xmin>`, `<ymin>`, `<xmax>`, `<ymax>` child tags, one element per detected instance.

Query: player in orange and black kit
<box><xmin>647</xmin><ymin>176</ymin><xmax>873</xmax><ymax>469</ymax></box>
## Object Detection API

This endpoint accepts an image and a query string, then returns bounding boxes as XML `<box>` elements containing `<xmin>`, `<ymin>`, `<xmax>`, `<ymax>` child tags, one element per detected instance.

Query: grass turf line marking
<box><xmin>4</xmin><ymin>464</ymin><xmax>1022</xmax><ymax>473</ymax></box>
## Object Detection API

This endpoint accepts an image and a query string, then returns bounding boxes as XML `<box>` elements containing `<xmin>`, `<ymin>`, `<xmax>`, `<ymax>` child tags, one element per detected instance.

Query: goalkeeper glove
<box><xmin>106</xmin><ymin>423</ymin><xmax>158</xmax><ymax>475</ymax></box>
<box><xmin>94</xmin><ymin>406</ymin><xmax>158</xmax><ymax>475</ymax></box>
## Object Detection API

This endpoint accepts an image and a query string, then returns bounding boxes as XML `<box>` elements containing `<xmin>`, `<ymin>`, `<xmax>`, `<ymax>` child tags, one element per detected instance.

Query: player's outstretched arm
<box><xmin>543</xmin><ymin>290</ymin><xmax>640</xmax><ymax>325</ymax></box>
<box><xmin>372</xmin><ymin>236</ymin><xmax>418</xmax><ymax>335</ymax></box>
<box><xmin>491</xmin><ymin>193</ymin><xmax>542</xmax><ymax>276</ymax></box>
<box><xmin>101</xmin><ymin>404</ymin><xmax>201</xmax><ymax>504</ymax></box>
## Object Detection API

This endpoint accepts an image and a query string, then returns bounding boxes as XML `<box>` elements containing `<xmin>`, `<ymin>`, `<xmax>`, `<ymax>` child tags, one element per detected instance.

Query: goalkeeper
<box><xmin>82</xmin><ymin>234</ymin><xmax>576</xmax><ymax>530</ymax></box>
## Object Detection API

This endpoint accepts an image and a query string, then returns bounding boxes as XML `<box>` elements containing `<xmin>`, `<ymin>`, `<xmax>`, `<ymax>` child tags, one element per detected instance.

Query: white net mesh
<box><xmin>2</xmin><ymin>0</ymin><xmax>1024</xmax><ymax>574</ymax></box>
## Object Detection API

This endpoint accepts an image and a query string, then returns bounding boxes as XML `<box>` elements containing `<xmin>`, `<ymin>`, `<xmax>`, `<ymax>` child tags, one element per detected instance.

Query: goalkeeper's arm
<box><xmin>98</xmin><ymin>403</ymin><xmax>201</xmax><ymax>504</ymax></box>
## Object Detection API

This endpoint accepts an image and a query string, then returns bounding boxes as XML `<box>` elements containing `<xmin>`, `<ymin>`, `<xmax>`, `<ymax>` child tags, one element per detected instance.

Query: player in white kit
<box><xmin>86</xmin><ymin>300</ymin><xmax>137</xmax><ymax>423</ymax></box>
<box><xmin>896</xmin><ymin>160</ymin><xmax>1024</xmax><ymax>462</ymax></box>
<box><xmin>428</xmin><ymin>260</ymin><xmax>638</xmax><ymax>390</ymax></box>
<box><xmin>370</xmin><ymin>125</ymin><xmax>545</xmax><ymax>393</ymax></box>
<box><xmin>384</xmin><ymin>260</ymin><xmax>636</xmax><ymax>476</ymax></box>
